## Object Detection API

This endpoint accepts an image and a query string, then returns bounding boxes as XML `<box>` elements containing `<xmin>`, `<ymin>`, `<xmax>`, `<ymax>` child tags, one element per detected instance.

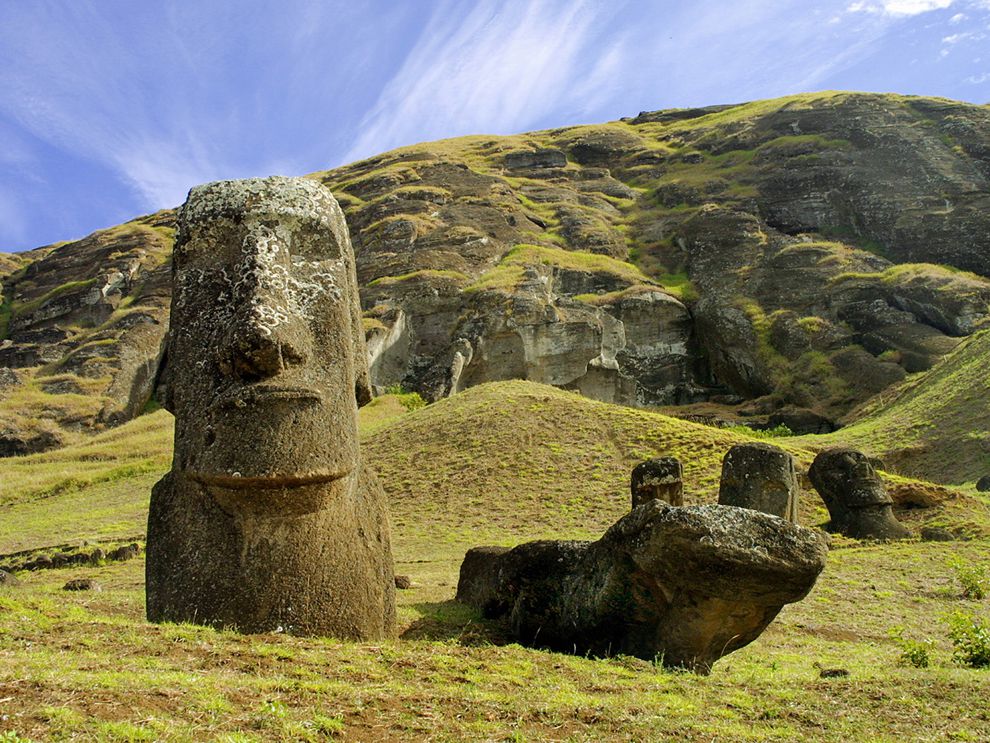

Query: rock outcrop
<box><xmin>808</xmin><ymin>448</ymin><xmax>911</xmax><ymax>540</ymax></box>
<box><xmin>4</xmin><ymin>92</ymin><xmax>990</xmax><ymax>447</ymax></box>
<box><xmin>457</xmin><ymin>502</ymin><xmax>828</xmax><ymax>673</ymax></box>
<box><xmin>146</xmin><ymin>177</ymin><xmax>396</xmax><ymax>638</ymax></box>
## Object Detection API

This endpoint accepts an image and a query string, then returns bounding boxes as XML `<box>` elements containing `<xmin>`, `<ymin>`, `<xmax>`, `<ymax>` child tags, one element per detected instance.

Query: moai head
<box><xmin>631</xmin><ymin>457</ymin><xmax>684</xmax><ymax>508</ymax></box>
<box><xmin>166</xmin><ymin>177</ymin><xmax>371</xmax><ymax>495</ymax></box>
<box><xmin>808</xmin><ymin>448</ymin><xmax>909</xmax><ymax>539</ymax></box>
<box><xmin>718</xmin><ymin>443</ymin><xmax>798</xmax><ymax>522</ymax></box>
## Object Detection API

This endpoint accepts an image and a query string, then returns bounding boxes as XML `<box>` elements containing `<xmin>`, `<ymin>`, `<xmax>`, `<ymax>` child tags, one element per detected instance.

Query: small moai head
<box><xmin>631</xmin><ymin>457</ymin><xmax>684</xmax><ymax>508</ymax></box>
<box><xmin>166</xmin><ymin>177</ymin><xmax>371</xmax><ymax>495</ymax></box>
<box><xmin>718</xmin><ymin>442</ymin><xmax>798</xmax><ymax>522</ymax></box>
<box><xmin>808</xmin><ymin>447</ymin><xmax>909</xmax><ymax>539</ymax></box>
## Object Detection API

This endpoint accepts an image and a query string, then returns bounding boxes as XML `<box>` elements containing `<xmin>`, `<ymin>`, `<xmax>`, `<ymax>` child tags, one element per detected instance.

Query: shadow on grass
<box><xmin>400</xmin><ymin>599</ymin><xmax>514</xmax><ymax>646</ymax></box>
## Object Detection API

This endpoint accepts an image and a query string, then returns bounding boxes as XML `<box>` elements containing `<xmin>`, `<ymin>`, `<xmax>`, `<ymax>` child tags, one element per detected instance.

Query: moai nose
<box><xmin>220</xmin><ymin>312</ymin><xmax>308</xmax><ymax>382</ymax></box>
<box><xmin>218</xmin><ymin>236</ymin><xmax>309</xmax><ymax>382</ymax></box>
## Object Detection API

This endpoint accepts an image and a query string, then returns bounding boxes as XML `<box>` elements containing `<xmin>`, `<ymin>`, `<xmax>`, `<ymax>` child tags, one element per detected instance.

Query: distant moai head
<box><xmin>718</xmin><ymin>442</ymin><xmax>798</xmax><ymax>522</ymax></box>
<box><xmin>631</xmin><ymin>457</ymin><xmax>684</xmax><ymax>508</ymax></box>
<box><xmin>808</xmin><ymin>448</ymin><xmax>909</xmax><ymax>539</ymax></box>
<box><xmin>167</xmin><ymin>177</ymin><xmax>371</xmax><ymax>494</ymax></box>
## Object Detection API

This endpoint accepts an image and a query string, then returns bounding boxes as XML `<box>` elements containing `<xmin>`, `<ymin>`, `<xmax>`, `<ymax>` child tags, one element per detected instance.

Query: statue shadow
<box><xmin>400</xmin><ymin>600</ymin><xmax>513</xmax><ymax>646</ymax></box>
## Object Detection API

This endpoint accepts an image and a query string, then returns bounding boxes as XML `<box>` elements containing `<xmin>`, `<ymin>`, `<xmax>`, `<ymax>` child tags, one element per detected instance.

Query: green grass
<box><xmin>0</xmin><ymin>381</ymin><xmax>988</xmax><ymax>740</ymax></box>
<box><xmin>466</xmin><ymin>243</ymin><xmax>650</xmax><ymax>295</ymax></box>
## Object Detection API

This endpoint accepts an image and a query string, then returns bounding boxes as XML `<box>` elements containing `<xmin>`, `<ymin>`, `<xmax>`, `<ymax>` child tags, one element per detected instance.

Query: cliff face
<box><xmin>2</xmin><ymin>91</ymin><xmax>989</xmax><ymax>452</ymax></box>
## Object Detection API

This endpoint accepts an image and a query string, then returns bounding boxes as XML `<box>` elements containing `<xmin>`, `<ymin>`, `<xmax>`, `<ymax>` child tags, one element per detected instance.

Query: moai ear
<box><xmin>351</xmin><ymin>290</ymin><xmax>373</xmax><ymax>407</ymax></box>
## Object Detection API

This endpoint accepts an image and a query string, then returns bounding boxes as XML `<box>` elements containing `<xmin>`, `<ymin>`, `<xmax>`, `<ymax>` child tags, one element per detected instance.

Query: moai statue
<box><xmin>630</xmin><ymin>457</ymin><xmax>683</xmax><ymax>508</ymax></box>
<box><xmin>808</xmin><ymin>447</ymin><xmax>910</xmax><ymax>540</ymax></box>
<box><xmin>146</xmin><ymin>177</ymin><xmax>396</xmax><ymax>638</ymax></box>
<box><xmin>718</xmin><ymin>443</ymin><xmax>799</xmax><ymax>522</ymax></box>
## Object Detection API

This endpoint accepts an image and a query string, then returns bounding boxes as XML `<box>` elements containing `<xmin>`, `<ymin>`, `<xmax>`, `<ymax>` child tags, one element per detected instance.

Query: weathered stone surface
<box><xmin>977</xmin><ymin>476</ymin><xmax>990</xmax><ymax>492</ymax></box>
<box><xmin>718</xmin><ymin>443</ymin><xmax>798</xmax><ymax>522</ymax></box>
<box><xmin>456</xmin><ymin>502</ymin><xmax>827</xmax><ymax>673</ymax></box>
<box><xmin>0</xmin><ymin>569</ymin><xmax>19</xmax><ymax>587</ymax></box>
<box><xmin>108</xmin><ymin>543</ymin><xmax>140</xmax><ymax>562</ymax></box>
<box><xmin>630</xmin><ymin>457</ymin><xmax>683</xmax><ymax>507</ymax></box>
<box><xmin>808</xmin><ymin>448</ymin><xmax>911</xmax><ymax>540</ymax></box>
<box><xmin>146</xmin><ymin>177</ymin><xmax>396</xmax><ymax>639</ymax></box>
<box><xmin>63</xmin><ymin>578</ymin><xmax>100</xmax><ymax>591</ymax></box>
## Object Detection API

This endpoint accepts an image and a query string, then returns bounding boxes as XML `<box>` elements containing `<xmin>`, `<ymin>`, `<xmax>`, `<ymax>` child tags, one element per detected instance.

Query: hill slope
<box><xmin>807</xmin><ymin>329</ymin><xmax>990</xmax><ymax>486</ymax></box>
<box><xmin>2</xmin><ymin>91</ymin><xmax>990</xmax><ymax>463</ymax></box>
<box><xmin>2</xmin><ymin>380</ymin><xmax>985</xmax><ymax>558</ymax></box>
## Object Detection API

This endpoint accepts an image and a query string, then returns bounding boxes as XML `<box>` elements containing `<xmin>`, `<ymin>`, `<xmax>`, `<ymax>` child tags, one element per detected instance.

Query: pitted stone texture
<box><xmin>631</xmin><ymin>457</ymin><xmax>683</xmax><ymax>507</ymax></box>
<box><xmin>456</xmin><ymin>503</ymin><xmax>827</xmax><ymax>673</ymax></box>
<box><xmin>147</xmin><ymin>177</ymin><xmax>395</xmax><ymax>638</ymax></box>
<box><xmin>718</xmin><ymin>443</ymin><xmax>798</xmax><ymax>522</ymax></box>
<box><xmin>808</xmin><ymin>448</ymin><xmax>910</xmax><ymax>540</ymax></box>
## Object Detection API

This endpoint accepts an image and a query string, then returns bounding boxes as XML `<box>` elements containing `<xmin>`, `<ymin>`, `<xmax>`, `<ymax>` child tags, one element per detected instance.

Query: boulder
<box><xmin>718</xmin><ymin>443</ymin><xmax>799</xmax><ymax>522</ymax></box>
<box><xmin>63</xmin><ymin>578</ymin><xmax>100</xmax><ymax>591</ymax></box>
<box><xmin>808</xmin><ymin>448</ymin><xmax>911</xmax><ymax>540</ymax></box>
<box><xmin>976</xmin><ymin>476</ymin><xmax>990</xmax><ymax>492</ymax></box>
<box><xmin>456</xmin><ymin>502</ymin><xmax>827</xmax><ymax>673</ymax></box>
<box><xmin>146</xmin><ymin>177</ymin><xmax>396</xmax><ymax>638</ymax></box>
<box><xmin>630</xmin><ymin>457</ymin><xmax>683</xmax><ymax>507</ymax></box>
<box><xmin>0</xmin><ymin>569</ymin><xmax>19</xmax><ymax>587</ymax></box>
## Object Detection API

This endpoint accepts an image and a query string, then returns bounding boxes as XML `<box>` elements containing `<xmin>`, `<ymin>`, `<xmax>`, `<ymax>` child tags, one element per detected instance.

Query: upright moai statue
<box><xmin>718</xmin><ymin>443</ymin><xmax>799</xmax><ymax>522</ymax></box>
<box><xmin>146</xmin><ymin>177</ymin><xmax>396</xmax><ymax>638</ymax></box>
<box><xmin>630</xmin><ymin>457</ymin><xmax>684</xmax><ymax>508</ymax></box>
<box><xmin>808</xmin><ymin>448</ymin><xmax>910</xmax><ymax>540</ymax></box>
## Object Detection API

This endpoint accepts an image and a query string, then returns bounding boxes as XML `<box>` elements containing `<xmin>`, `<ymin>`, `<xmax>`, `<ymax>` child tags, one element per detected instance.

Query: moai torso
<box><xmin>146</xmin><ymin>177</ymin><xmax>396</xmax><ymax>637</ymax></box>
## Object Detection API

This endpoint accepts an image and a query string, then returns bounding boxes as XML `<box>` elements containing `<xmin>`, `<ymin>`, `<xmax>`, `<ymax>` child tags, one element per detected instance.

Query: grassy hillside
<box><xmin>803</xmin><ymin>329</ymin><xmax>990</xmax><ymax>487</ymax></box>
<box><xmin>1</xmin><ymin>381</ymin><xmax>989</xmax><ymax>740</ymax></box>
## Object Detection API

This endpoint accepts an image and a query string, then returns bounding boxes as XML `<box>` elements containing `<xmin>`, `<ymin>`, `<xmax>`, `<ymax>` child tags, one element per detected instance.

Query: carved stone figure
<box><xmin>457</xmin><ymin>502</ymin><xmax>827</xmax><ymax>673</ymax></box>
<box><xmin>718</xmin><ymin>442</ymin><xmax>799</xmax><ymax>522</ymax></box>
<box><xmin>630</xmin><ymin>457</ymin><xmax>684</xmax><ymax>507</ymax></box>
<box><xmin>808</xmin><ymin>447</ymin><xmax>910</xmax><ymax>540</ymax></box>
<box><xmin>146</xmin><ymin>177</ymin><xmax>396</xmax><ymax>638</ymax></box>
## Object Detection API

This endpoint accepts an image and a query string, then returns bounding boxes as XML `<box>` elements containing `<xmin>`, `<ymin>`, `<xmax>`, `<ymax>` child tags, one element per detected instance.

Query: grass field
<box><xmin>1</xmin><ymin>381</ymin><xmax>989</xmax><ymax>741</ymax></box>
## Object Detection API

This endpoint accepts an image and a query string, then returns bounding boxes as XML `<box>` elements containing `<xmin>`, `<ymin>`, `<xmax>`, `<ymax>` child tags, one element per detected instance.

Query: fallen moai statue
<box><xmin>146</xmin><ymin>176</ymin><xmax>396</xmax><ymax>638</ymax></box>
<box><xmin>808</xmin><ymin>447</ymin><xmax>910</xmax><ymax>540</ymax></box>
<box><xmin>457</xmin><ymin>501</ymin><xmax>828</xmax><ymax>673</ymax></box>
<box><xmin>718</xmin><ymin>442</ymin><xmax>799</xmax><ymax>522</ymax></box>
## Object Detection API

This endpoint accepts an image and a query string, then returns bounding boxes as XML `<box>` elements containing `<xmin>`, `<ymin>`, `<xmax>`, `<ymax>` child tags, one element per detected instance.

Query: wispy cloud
<box><xmin>847</xmin><ymin>0</ymin><xmax>954</xmax><ymax>16</ymax></box>
<box><xmin>343</xmin><ymin>0</ymin><xmax>617</xmax><ymax>163</ymax></box>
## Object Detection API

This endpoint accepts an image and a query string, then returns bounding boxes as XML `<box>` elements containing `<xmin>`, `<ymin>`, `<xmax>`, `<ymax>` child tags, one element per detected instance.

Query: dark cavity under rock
<box><xmin>456</xmin><ymin>502</ymin><xmax>827</xmax><ymax>673</ymax></box>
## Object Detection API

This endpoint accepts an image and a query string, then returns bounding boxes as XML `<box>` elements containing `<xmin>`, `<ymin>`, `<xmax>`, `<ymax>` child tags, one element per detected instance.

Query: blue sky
<box><xmin>2</xmin><ymin>0</ymin><xmax>989</xmax><ymax>252</ymax></box>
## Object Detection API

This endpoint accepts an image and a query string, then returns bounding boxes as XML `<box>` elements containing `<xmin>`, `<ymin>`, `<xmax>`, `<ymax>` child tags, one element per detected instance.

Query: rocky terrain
<box><xmin>2</xmin><ymin>91</ymin><xmax>989</xmax><ymax>461</ymax></box>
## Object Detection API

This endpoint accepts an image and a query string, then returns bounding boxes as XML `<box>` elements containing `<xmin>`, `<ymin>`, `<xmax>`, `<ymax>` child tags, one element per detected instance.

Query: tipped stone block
<box><xmin>631</xmin><ymin>457</ymin><xmax>684</xmax><ymax>508</ymax></box>
<box><xmin>718</xmin><ymin>442</ymin><xmax>798</xmax><ymax>522</ymax></box>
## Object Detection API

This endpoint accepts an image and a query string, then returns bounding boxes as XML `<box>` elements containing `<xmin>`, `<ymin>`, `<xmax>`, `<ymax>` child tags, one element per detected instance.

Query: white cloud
<box><xmin>342</xmin><ymin>0</ymin><xmax>611</xmax><ymax>163</ymax></box>
<box><xmin>966</xmin><ymin>70</ymin><xmax>990</xmax><ymax>81</ymax></box>
<box><xmin>950</xmin><ymin>11</ymin><xmax>967</xmax><ymax>20</ymax></box>
<box><xmin>848</xmin><ymin>0</ymin><xmax>954</xmax><ymax>16</ymax></box>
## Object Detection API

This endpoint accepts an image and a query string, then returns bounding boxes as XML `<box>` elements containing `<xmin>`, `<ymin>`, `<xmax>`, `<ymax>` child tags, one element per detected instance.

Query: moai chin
<box><xmin>146</xmin><ymin>176</ymin><xmax>396</xmax><ymax>638</ymax></box>
<box><xmin>808</xmin><ymin>447</ymin><xmax>910</xmax><ymax>540</ymax></box>
<box><xmin>718</xmin><ymin>443</ymin><xmax>799</xmax><ymax>522</ymax></box>
<box><xmin>630</xmin><ymin>457</ymin><xmax>684</xmax><ymax>508</ymax></box>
